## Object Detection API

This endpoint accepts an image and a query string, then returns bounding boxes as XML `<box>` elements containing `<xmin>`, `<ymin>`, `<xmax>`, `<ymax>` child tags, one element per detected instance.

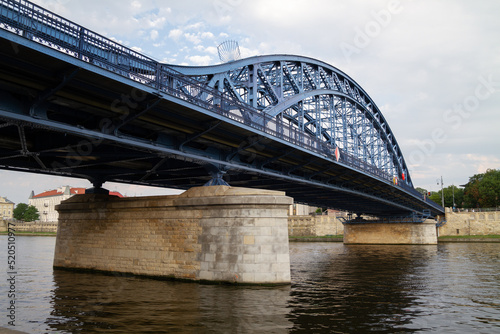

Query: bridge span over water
<box><xmin>0</xmin><ymin>0</ymin><xmax>443</xmax><ymax>219</ymax></box>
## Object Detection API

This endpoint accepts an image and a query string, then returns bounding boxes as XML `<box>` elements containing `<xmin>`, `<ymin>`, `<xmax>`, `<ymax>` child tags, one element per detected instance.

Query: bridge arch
<box><xmin>169</xmin><ymin>55</ymin><xmax>411</xmax><ymax>186</ymax></box>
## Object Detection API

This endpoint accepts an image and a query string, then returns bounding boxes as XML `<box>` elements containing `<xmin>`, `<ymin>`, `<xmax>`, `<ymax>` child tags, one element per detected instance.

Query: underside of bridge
<box><xmin>0</xmin><ymin>0</ymin><xmax>444</xmax><ymax>218</ymax></box>
<box><xmin>0</xmin><ymin>0</ymin><xmax>445</xmax><ymax>287</ymax></box>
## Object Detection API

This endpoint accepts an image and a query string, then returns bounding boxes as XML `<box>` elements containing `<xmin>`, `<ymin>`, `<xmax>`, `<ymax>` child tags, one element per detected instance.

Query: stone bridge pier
<box><xmin>54</xmin><ymin>186</ymin><xmax>292</xmax><ymax>285</ymax></box>
<box><xmin>343</xmin><ymin>221</ymin><xmax>438</xmax><ymax>244</ymax></box>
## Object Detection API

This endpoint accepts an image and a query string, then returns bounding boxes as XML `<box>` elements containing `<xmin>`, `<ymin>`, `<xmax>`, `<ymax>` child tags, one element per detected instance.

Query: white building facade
<box><xmin>29</xmin><ymin>186</ymin><xmax>123</xmax><ymax>222</ymax></box>
<box><xmin>0</xmin><ymin>196</ymin><xmax>14</xmax><ymax>219</ymax></box>
<box><xmin>29</xmin><ymin>186</ymin><xmax>82</xmax><ymax>222</ymax></box>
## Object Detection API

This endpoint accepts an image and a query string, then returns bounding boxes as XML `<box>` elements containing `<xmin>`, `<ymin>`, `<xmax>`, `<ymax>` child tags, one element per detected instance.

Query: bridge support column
<box><xmin>85</xmin><ymin>179</ymin><xmax>109</xmax><ymax>195</ymax></box>
<box><xmin>54</xmin><ymin>186</ymin><xmax>292</xmax><ymax>284</ymax></box>
<box><xmin>343</xmin><ymin>221</ymin><xmax>437</xmax><ymax>244</ymax></box>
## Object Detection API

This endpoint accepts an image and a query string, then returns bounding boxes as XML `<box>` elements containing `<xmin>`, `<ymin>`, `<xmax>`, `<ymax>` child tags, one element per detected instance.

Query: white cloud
<box><xmin>194</xmin><ymin>45</ymin><xmax>218</xmax><ymax>55</ymax></box>
<box><xmin>184</xmin><ymin>32</ymin><xmax>201</xmax><ymax>44</ymax></box>
<box><xmin>185</xmin><ymin>22</ymin><xmax>204</xmax><ymax>30</ymax></box>
<box><xmin>201</xmin><ymin>32</ymin><xmax>214</xmax><ymax>39</ymax></box>
<box><xmin>131</xmin><ymin>1</ymin><xmax>141</xmax><ymax>9</ymax></box>
<box><xmin>464</xmin><ymin>154</ymin><xmax>500</xmax><ymax>175</ymax></box>
<box><xmin>150</xmin><ymin>29</ymin><xmax>159</xmax><ymax>40</ymax></box>
<box><xmin>205</xmin><ymin>46</ymin><xmax>218</xmax><ymax>55</ymax></box>
<box><xmin>186</xmin><ymin>55</ymin><xmax>213</xmax><ymax>66</ymax></box>
<box><xmin>168</xmin><ymin>28</ymin><xmax>183</xmax><ymax>40</ymax></box>
<box><xmin>239</xmin><ymin>46</ymin><xmax>259</xmax><ymax>58</ymax></box>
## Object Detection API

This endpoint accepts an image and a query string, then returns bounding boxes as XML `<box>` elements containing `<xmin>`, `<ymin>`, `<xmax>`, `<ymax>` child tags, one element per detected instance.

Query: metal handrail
<box><xmin>0</xmin><ymin>0</ymin><xmax>435</xmax><ymax>207</ymax></box>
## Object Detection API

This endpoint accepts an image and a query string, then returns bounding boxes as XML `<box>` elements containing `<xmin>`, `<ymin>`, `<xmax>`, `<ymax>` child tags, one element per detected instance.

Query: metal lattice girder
<box><xmin>0</xmin><ymin>0</ymin><xmax>445</xmax><ymax>217</ymax></box>
<box><xmin>170</xmin><ymin>55</ymin><xmax>411</xmax><ymax>187</ymax></box>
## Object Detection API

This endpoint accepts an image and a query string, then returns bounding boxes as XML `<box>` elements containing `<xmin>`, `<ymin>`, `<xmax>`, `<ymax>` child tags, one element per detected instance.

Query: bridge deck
<box><xmin>0</xmin><ymin>0</ymin><xmax>444</xmax><ymax>217</ymax></box>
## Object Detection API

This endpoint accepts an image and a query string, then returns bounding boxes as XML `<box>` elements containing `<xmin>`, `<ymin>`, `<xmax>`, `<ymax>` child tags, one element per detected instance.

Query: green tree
<box><xmin>430</xmin><ymin>186</ymin><xmax>464</xmax><ymax>208</ymax></box>
<box><xmin>315</xmin><ymin>207</ymin><xmax>326</xmax><ymax>214</ymax></box>
<box><xmin>13</xmin><ymin>203</ymin><xmax>28</xmax><ymax>220</ymax></box>
<box><xmin>13</xmin><ymin>203</ymin><xmax>40</xmax><ymax>222</ymax></box>
<box><xmin>463</xmin><ymin>169</ymin><xmax>500</xmax><ymax>208</ymax></box>
<box><xmin>415</xmin><ymin>187</ymin><xmax>428</xmax><ymax>196</ymax></box>
<box><xmin>429</xmin><ymin>191</ymin><xmax>442</xmax><ymax>206</ymax></box>
<box><xmin>24</xmin><ymin>206</ymin><xmax>40</xmax><ymax>222</ymax></box>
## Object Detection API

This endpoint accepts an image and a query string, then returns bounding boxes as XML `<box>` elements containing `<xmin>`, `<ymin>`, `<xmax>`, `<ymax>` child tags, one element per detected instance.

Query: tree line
<box><xmin>13</xmin><ymin>203</ymin><xmax>40</xmax><ymax>222</ymax></box>
<box><xmin>416</xmin><ymin>169</ymin><xmax>500</xmax><ymax>209</ymax></box>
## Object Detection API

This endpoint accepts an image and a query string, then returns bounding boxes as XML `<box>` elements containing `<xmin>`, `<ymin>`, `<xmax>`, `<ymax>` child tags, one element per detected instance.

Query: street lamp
<box><xmin>452</xmin><ymin>184</ymin><xmax>455</xmax><ymax>211</ymax></box>
<box><xmin>437</xmin><ymin>176</ymin><xmax>444</xmax><ymax>208</ymax></box>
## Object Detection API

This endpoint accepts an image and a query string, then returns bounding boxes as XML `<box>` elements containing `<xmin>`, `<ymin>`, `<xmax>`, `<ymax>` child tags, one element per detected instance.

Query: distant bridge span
<box><xmin>0</xmin><ymin>0</ymin><xmax>444</xmax><ymax>218</ymax></box>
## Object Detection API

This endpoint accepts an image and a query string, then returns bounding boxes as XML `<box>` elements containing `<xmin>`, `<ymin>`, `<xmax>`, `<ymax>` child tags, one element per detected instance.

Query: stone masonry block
<box><xmin>243</xmin><ymin>235</ymin><xmax>255</xmax><ymax>245</ymax></box>
<box><xmin>55</xmin><ymin>186</ymin><xmax>291</xmax><ymax>284</ymax></box>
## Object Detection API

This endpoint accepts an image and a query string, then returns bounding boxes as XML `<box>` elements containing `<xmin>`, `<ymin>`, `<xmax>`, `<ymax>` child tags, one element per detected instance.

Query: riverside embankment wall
<box><xmin>440</xmin><ymin>209</ymin><xmax>500</xmax><ymax>236</ymax></box>
<box><xmin>3</xmin><ymin>215</ymin><xmax>345</xmax><ymax>237</ymax></box>
<box><xmin>0</xmin><ymin>220</ymin><xmax>57</xmax><ymax>233</ymax></box>
<box><xmin>7</xmin><ymin>208</ymin><xmax>498</xmax><ymax>240</ymax></box>
<box><xmin>288</xmin><ymin>215</ymin><xmax>344</xmax><ymax>237</ymax></box>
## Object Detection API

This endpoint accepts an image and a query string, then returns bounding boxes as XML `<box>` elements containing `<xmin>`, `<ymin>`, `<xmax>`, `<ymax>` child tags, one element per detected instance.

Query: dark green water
<box><xmin>1</xmin><ymin>237</ymin><xmax>499</xmax><ymax>333</ymax></box>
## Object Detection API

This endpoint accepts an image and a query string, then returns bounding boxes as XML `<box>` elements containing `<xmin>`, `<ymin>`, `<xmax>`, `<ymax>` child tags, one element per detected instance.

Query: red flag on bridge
<box><xmin>335</xmin><ymin>147</ymin><xmax>340</xmax><ymax>161</ymax></box>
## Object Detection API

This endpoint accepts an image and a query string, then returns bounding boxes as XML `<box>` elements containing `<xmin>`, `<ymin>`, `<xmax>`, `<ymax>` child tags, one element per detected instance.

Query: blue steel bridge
<box><xmin>0</xmin><ymin>0</ymin><xmax>443</xmax><ymax>219</ymax></box>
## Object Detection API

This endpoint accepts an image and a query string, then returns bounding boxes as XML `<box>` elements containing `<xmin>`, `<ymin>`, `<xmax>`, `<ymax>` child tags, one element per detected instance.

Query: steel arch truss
<box><xmin>170</xmin><ymin>56</ymin><xmax>412</xmax><ymax>186</ymax></box>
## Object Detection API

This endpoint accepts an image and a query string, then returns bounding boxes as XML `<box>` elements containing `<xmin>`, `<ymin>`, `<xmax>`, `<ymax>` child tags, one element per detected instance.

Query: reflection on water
<box><xmin>48</xmin><ymin>270</ymin><xmax>291</xmax><ymax>333</ymax></box>
<box><xmin>0</xmin><ymin>237</ymin><xmax>499</xmax><ymax>333</ymax></box>
<box><xmin>288</xmin><ymin>244</ymin><xmax>437</xmax><ymax>333</ymax></box>
<box><xmin>288</xmin><ymin>243</ymin><xmax>500</xmax><ymax>333</ymax></box>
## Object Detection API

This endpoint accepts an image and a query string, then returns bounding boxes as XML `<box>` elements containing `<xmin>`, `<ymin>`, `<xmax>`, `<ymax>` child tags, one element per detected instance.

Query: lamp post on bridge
<box><xmin>452</xmin><ymin>184</ymin><xmax>455</xmax><ymax>211</ymax></box>
<box><xmin>437</xmin><ymin>176</ymin><xmax>444</xmax><ymax>208</ymax></box>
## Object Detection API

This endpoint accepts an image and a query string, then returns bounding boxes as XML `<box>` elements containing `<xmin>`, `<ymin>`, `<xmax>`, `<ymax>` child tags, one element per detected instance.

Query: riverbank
<box><xmin>290</xmin><ymin>235</ymin><xmax>500</xmax><ymax>243</ymax></box>
<box><xmin>2</xmin><ymin>233</ymin><xmax>499</xmax><ymax>242</ymax></box>
<box><xmin>289</xmin><ymin>235</ymin><xmax>343</xmax><ymax>242</ymax></box>
<box><xmin>438</xmin><ymin>235</ymin><xmax>500</xmax><ymax>243</ymax></box>
<box><xmin>0</xmin><ymin>231</ymin><xmax>56</xmax><ymax>236</ymax></box>
<box><xmin>0</xmin><ymin>326</ymin><xmax>30</xmax><ymax>334</ymax></box>
<box><xmin>0</xmin><ymin>326</ymin><xmax>30</xmax><ymax>333</ymax></box>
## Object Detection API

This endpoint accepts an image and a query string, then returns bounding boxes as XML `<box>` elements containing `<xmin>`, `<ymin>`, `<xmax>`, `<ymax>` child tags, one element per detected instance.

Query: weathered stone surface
<box><xmin>288</xmin><ymin>215</ymin><xmax>344</xmax><ymax>237</ymax></box>
<box><xmin>343</xmin><ymin>220</ymin><xmax>437</xmax><ymax>244</ymax></box>
<box><xmin>439</xmin><ymin>210</ymin><xmax>500</xmax><ymax>236</ymax></box>
<box><xmin>1</xmin><ymin>220</ymin><xmax>58</xmax><ymax>233</ymax></box>
<box><xmin>54</xmin><ymin>186</ymin><xmax>292</xmax><ymax>284</ymax></box>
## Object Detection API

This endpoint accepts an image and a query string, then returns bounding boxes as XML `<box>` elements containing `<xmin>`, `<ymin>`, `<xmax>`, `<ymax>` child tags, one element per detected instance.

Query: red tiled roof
<box><xmin>32</xmin><ymin>189</ymin><xmax>62</xmax><ymax>198</ymax></box>
<box><xmin>33</xmin><ymin>187</ymin><xmax>124</xmax><ymax>198</ymax></box>
<box><xmin>70</xmin><ymin>188</ymin><xmax>86</xmax><ymax>195</ymax></box>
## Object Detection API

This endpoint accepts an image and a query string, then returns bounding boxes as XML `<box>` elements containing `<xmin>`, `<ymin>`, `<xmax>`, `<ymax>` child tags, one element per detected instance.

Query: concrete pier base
<box><xmin>343</xmin><ymin>220</ymin><xmax>437</xmax><ymax>244</ymax></box>
<box><xmin>54</xmin><ymin>186</ymin><xmax>292</xmax><ymax>284</ymax></box>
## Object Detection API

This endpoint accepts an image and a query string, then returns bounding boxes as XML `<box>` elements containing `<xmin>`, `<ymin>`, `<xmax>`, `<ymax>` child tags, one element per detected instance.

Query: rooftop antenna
<box><xmin>217</xmin><ymin>40</ymin><xmax>241</xmax><ymax>63</ymax></box>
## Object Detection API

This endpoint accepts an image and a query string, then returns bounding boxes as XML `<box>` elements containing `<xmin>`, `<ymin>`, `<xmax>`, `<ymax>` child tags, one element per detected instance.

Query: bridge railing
<box><xmin>0</xmin><ymin>0</ymin><xmax>435</xmax><ymax>206</ymax></box>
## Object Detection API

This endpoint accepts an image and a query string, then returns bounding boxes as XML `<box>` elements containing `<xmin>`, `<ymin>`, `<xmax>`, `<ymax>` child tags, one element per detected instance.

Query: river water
<box><xmin>1</xmin><ymin>236</ymin><xmax>499</xmax><ymax>333</ymax></box>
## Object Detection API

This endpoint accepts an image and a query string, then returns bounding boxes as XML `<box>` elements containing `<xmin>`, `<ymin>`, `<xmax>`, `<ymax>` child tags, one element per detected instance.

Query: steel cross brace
<box><xmin>225</xmin><ymin>135</ymin><xmax>268</xmax><ymax>162</ymax></box>
<box><xmin>179</xmin><ymin>120</ymin><xmax>222</xmax><ymax>152</ymax></box>
<box><xmin>16</xmin><ymin>124</ymin><xmax>47</xmax><ymax>169</ymax></box>
<box><xmin>139</xmin><ymin>156</ymin><xmax>169</xmax><ymax>181</ymax></box>
<box><xmin>259</xmin><ymin>149</ymin><xmax>294</xmax><ymax>168</ymax></box>
<box><xmin>114</xmin><ymin>95</ymin><xmax>162</xmax><ymax>134</ymax></box>
<box><xmin>30</xmin><ymin>67</ymin><xmax>81</xmax><ymax>118</ymax></box>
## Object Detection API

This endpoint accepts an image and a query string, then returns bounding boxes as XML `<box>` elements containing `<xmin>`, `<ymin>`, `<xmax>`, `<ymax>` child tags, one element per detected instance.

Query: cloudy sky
<box><xmin>2</xmin><ymin>0</ymin><xmax>500</xmax><ymax>204</ymax></box>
